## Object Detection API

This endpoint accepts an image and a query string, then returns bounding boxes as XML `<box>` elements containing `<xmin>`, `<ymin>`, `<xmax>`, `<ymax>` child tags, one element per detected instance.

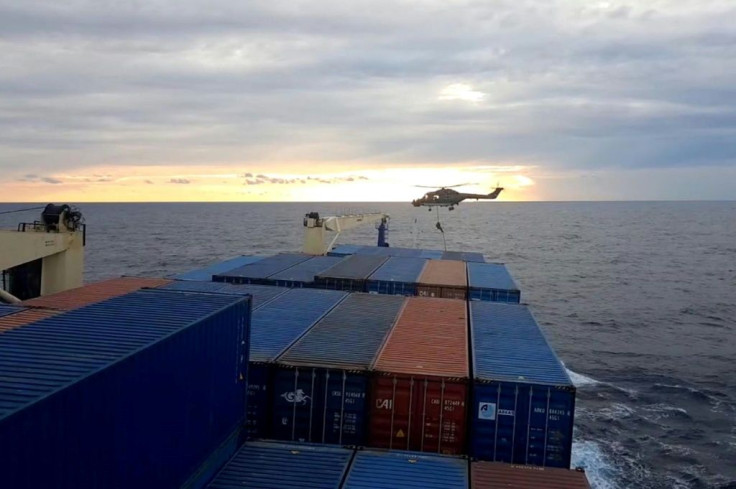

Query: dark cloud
<box><xmin>0</xmin><ymin>1</ymin><xmax>734</xmax><ymax>197</ymax></box>
<box><xmin>169</xmin><ymin>178</ymin><xmax>190</xmax><ymax>184</ymax></box>
<box><xmin>16</xmin><ymin>174</ymin><xmax>62</xmax><ymax>184</ymax></box>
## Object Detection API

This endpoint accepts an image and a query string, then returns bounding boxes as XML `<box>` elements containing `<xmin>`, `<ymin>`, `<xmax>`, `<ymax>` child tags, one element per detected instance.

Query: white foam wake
<box><xmin>571</xmin><ymin>440</ymin><xmax>621</xmax><ymax>489</ymax></box>
<box><xmin>567</xmin><ymin>368</ymin><xmax>601</xmax><ymax>387</ymax></box>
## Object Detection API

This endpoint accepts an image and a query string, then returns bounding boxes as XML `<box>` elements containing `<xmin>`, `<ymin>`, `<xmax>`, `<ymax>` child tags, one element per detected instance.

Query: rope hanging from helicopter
<box><xmin>434</xmin><ymin>206</ymin><xmax>447</xmax><ymax>252</ymax></box>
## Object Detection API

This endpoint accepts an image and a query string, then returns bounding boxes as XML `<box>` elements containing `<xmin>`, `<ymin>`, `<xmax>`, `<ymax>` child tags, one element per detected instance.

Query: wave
<box><xmin>571</xmin><ymin>440</ymin><xmax>621</xmax><ymax>489</ymax></box>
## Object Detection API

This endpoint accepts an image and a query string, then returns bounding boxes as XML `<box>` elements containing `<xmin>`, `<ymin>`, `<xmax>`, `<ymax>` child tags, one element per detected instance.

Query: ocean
<box><xmin>1</xmin><ymin>201</ymin><xmax>735</xmax><ymax>488</ymax></box>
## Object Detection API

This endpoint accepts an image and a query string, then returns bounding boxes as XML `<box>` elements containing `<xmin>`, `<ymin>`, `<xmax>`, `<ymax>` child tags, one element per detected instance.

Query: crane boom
<box><xmin>302</xmin><ymin>212</ymin><xmax>389</xmax><ymax>255</ymax></box>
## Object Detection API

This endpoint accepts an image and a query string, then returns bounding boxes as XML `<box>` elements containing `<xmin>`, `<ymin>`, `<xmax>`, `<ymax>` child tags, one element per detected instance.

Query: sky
<box><xmin>0</xmin><ymin>0</ymin><xmax>734</xmax><ymax>202</ymax></box>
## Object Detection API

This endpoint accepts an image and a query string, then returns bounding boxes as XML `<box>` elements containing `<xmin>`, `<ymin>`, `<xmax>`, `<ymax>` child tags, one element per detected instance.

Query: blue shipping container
<box><xmin>159</xmin><ymin>280</ymin><xmax>289</xmax><ymax>309</ymax></box>
<box><xmin>246</xmin><ymin>288</ymin><xmax>348</xmax><ymax>439</ymax></box>
<box><xmin>469</xmin><ymin>302</ymin><xmax>575</xmax><ymax>468</ymax></box>
<box><xmin>170</xmin><ymin>255</ymin><xmax>263</xmax><ymax>281</ymax></box>
<box><xmin>467</xmin><ymin>262</ymin><xmax>521</xmax><ymax>303</ymax></box>
<box><xmin>343</xmin><ymin>450</ymin><xmax>468</xmax><ymax>489</ymax></box>
<box><xmin>366</xmin><ymin>256</ymin><xmax>427</xmax><ymax>296</ymax></box>
<box><xmin>0</xmin><ymin>304</ymin><xmax>22</xmax><ymax>318</ymax></box>
<box><xmin>214</xmin><ymin>253</ymin><xmax>312</xmax><ymax>284</ymax></box>
<box><xmin>273</xmin><ymin>294</ymin><xmax>406</xmax><ymax>445</ymax></box>
<box><xmin>266</xmin><ymin>255</ymin><xmax>346</xmax><ymax>288</ymax></box>
<box><xmin>315</xmin><ymin>255</ymin><xmax>389</xmax><ymax>291</ymax></box>
<box><xmin>0</xmin><ymin>289</ymin><xmax>251</xmax><ymax>488</ymax></box>
<box><xmin>328</xmin><ymin>244</ymin><xmax>365</xmax><ymax>256</ymax></box>
<box><xmin>207</xmin><ymin>441</ymin><xmax>354</xmax><ymax>489</ymax></box>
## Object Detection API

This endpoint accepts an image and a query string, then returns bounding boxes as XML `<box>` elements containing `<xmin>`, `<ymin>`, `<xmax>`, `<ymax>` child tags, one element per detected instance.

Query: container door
<box><xmin>272</xmin><ymin>367</ymin><xmax>322</xmax><ymax>442</ymax></box>
<box><xmin>369</xmin><ymin>375</ymin><xmax>415</xmax><ymax>450</ymax></box>
<box><xmin>321</xmin><ymin>370</ymin><xmax>368</xmax><ymax>446</ymax></box>
<box><xmin>246</xmin><ymin>363</ymin><xmax>271</xmax><ymax>439</ymax></box>
<box><xmin>411</xmin><ymin>377</ymin><xmax>467</xmax><ymax>455</ymax></box>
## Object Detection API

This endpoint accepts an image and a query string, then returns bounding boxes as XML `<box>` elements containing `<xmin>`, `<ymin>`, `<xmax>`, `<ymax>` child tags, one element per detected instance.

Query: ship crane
<box><xmin>302</xmin><ymin>211</ymin><xmax>389</xmax><ymax>255</ymax></box>
<box><xmin>0</xmin><ymin>204</ymin><xmax>85</xmax><ymax>303</ymax></box>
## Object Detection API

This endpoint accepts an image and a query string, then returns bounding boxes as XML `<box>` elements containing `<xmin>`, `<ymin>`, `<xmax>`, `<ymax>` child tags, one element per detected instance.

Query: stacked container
<box><xmin>314</xmin><ymin>254</ymin><xmax>389</xmax><ymax>291</ymax></box>
<box><xmin>0</xmin><ymin>289</ymin><xmax>251</xmax><ymax>488</ymax></box>
<box><xmin>214</xmin><ymin>253</ymin><xmax>312</xmax><ymax>284</ymax></box>
<box><xmin>170</xmin><ymin>255</ymin><xmax>263</xmax><ymax>281</ymax></box>
<box><xmin>0</xmin><ymin>304</ymin><xmax>22</xmax><ymax>317</ymax></box>
<box><xmin>273</xmin><ymin>294</ymin><xmax>406</xmax><ymax>446</ymax></box>
<box><xmin>467</xmin><ymin>262</ymin><xmax>521</xmax><ymax>303</ymax></box>
<box><xmin>370</xmin><ymin>297</ymin><xmax>468</xmax><ymax>455</ymax></box>
<box><xmin>365</xmin><ymin>256</ymin><xmax>427</xmax><ymax>296</ymax></box>
<box><xmin>343</xmin><ymin>450</ymin><xmax>468</xmax><ymax>489</ymax></box>
<box><xmin>441</xmin><ymin>250</ymin><xmax>485</xmax><ymax>263</ymax></box>
<box><xmin>21</xmin><ymin>276</ymin><xmax>172</xmax><ymax>310</ymax></box>
<box><xmin>266</xmin><ymin>255</ymin><xmax>345</xmax><ymax>288</ymax></box>
<box><xmin>469</xmin><ymin>302</ymin><xmax>576</xmax><ymax>468</ymax></box>
<box><xmin>246</xmin><ymin>288</ymin><xmax>348</xmax><ymax>438</ymax></box>
<box><xmin>0</xmin><ymin>308</ymin><xmax>58</xmax><ymax>334</ymax></box>
<box><xmin>471</xmin><ymin>461</ymin><xmax>591</xmax><ymax>488</ymax></box>
<box><xmin>159</xmin><ymin>280</ymin><xmax>289</xmax><ymax>309</ymax></box>
<box><xmin>416</xmin><ymin>260</ymin><xmax>468</xmax><ymax>300</ymax></box>
<box><xmin>206</xmin><ymin>441</ymin><xmax>354</xmax><ymax>488</ymax></box>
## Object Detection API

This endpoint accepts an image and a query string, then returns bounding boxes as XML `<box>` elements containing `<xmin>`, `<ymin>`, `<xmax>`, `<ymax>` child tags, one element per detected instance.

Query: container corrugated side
<box><xmin>471</xmin><ymin>462</ymin><xmax>591</xmax><ymax>489</ymax></box>
<box><xmin>370</xmin><ymin>297</ymin><xmax>468</xmax><ymax>454</ymax></box>
<box><xmin>417</xmin><ymin>260</ymin><xmax>468</xmax><ymax>300</ymax></box>
<box><xmin>159</xmin><ymin>280</ymin><xmax>289</xmax><ymax>309</ymax></box>
<box><xmin>0</xmin><ymin>289</ymin><xmax>250</xmax><ymax>488</ymax></box>
<box><xmin>0</xmin><ymin>308</ymin><xmax>58</xmax><ymax>333</ymax></box>
<box><xmin>0</xmin><ymin>304</ymin><xmax>23</xmax><ymax>318</ymax></box>
<box><xmin>442</xmin><ymin>251</ymin><xmax>485</xmax><ymax>263</ymax></box>
<box><xmin>266</xmin><ymin>255</ymin><xmax>345</xmax><ymax>288</ymax></box>
<box><xmin>247</xmin><ymin>288</ymin><xmax>348</xmax><ymax>439</ymax></box>
<box><xmin>273</xmin><ymin>294</ymin><xmax>406</xmax><ymax>445</ymax></box>
<box><xmin>170</xmin><ymin>255</ymin><xmax>263</xmax><ymax>281</ymax></box>
<box><xmin>467</xmin><ymin>262</ymin><xmax>521</xmax><ymax>303</ymax></box>
<box><xmin>21</xmin><ymin>276</ymin><xmax>172</xmax><ymax>311</ymax></box>
<box><xmin>343</xmin><ymin>450</ymin><xmax>468</xmax><ymax>489</ymax></box>
<box><xmin>366</xmin><ymin>257</ymin><xmax>427</xmax><ymax>296</ymax></box>
<box><xmin>315</xmin><ymin>255</ymin><xmax>389</xmax><ymax>291</ymax></box>
<box><xmin>207</xmin><ymin>441</ymin><xmax>354</xmax><ymax>489</ymax></box>
<box><xmin>213</xmin><ymin>253</ymin><xmax>312</xmax><ymax>284</ymax></box>
<box><xmin>469</xmin><ymin>302</ymin><xmax>575</xmax><ymax>468</ymax></box>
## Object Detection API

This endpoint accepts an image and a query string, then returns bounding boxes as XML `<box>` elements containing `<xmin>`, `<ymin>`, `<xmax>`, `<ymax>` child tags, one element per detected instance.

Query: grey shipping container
<box><xmin>469</xmin><ymin>302</ymin><xmax>575</xmax><ymax>468</ymax></box>
<box><xmin>170</xmin><ymin>255</ymin><xmax>263</xmax><ymax>281</ymax></box>
<box><xmin>207</xmin><ymin>441</ymin><xmax>354</xmax><ymax>488</ymax></box>
<box><xmin>213</xmin><ymin>253</ymin><xmax>312</xmax><ymax>284</ymax></box>
<box><xmin>315</xmin><ymin>254</ymin><xmax>389</xmax><ymax>291</ymax></box>
<box><xmin>442</xmin><ymin>250</ymin><xmax>486</xmax><ymax>262</ymax></box>
<box><xmin>266</xmin><ymin>255</ymin><xmax>346</xmax><ymax>288</ymax></box>
<box><xmin>0</xmin><ymin>289</ymin><xmax>251</xmax><ymax>489</ymax></box>
<box><xmin>366</xmin><ymin>256</ymin><xmax>427</xmax><ymax>296</ymax></box>
<box><xmin>272</xmin><ymin>294</ymin><xmax>406</xmax><ymax>445</ymax></box>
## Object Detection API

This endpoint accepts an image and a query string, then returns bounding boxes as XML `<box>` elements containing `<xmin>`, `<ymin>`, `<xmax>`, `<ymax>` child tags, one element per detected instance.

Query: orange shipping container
<box><xmin>22</xmin><ymin>277</ymin><xmax>172</xmax><ymax>311</ymax></box>
<box><xmin>471</xmin><ymin>462</ymin><xmax>591</xmax><ymax>489</ymax></box>
<box><xmin>416</xmin><ymin>260</ymin><xmax>467</xmax><ymax>300</ymax></box>
<box><xmin>370</xmin><ymin>297</ymin><xmax>468</xmax><ymax>455</ymax></box>
<box><xmin>0</xmin><ymin>309</ymin><xmax>59</xmax><ymax>333</ymax></box>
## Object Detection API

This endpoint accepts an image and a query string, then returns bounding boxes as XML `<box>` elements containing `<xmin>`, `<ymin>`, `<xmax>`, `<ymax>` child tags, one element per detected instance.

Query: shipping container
<box><xmin>467</xmin><ymin>262</ymin><xmax>521</xmax><ymax>303</ymax></box>
<box><xmin>159</xmin><ymin>280</ymin><xmax>289</xmax><ymax>309</ymax></box>
<box><xmin>0</xmin><ymin>308</ymin><xmax>58</xmax><ymax>333</ymax></box>
<box><xmin>246</xmin><ymin>288</ymin><xmax>348</xmax><ymax>438</ymax></box>
<box><xmin>419</xmin><ymin>249</ymin><xmax>444</xmax><ymax>259</ymax></box>
<box><xmin>370</xmin><ymin>297</ymin><xmax>468</xmax><ymax>454</ymax></box>
<box><xmin>266</xmin><ymin>255</ymin><xmax>346</xmax><ymax>288</ymax></box>
<box><xmin>0</xmin><ymin>289</ymin><xmax>251</xmax><ymax>488</ymax></box>
<box><xmin>366</xmin><ymin>257</ymin><xmax>427</xmax><ymax>296</ymax></box>
<box><xmin>214</xmin><ymin>253</ymin><xmax>312</xmax><ymax>284</ymax></box>
<box><xmin>328</xmin><ymin>243</ymin><xmax>364</xmax><ymax>256</ymax></box>
<box><xmin>207</xmin><ymin>441</ymin><xmax>354</xmax><ymax>489</ymax></box>
<box><xmin>273</xmin><ymin>294</ymin><xmax>406</xmax><ymax>445</ymax></box>
<box><xmin>0</xmin><ymin>304</ymin><xmax>22</xmax><ymax>318</ymax></box>
<box><xmin>442</xmin><ymin>251</ymin><xmax>485</xmax><ymax>263</ymax></box>
<box><xmin>343</xmin><ymin>449</ymin><xmax>468</xmax><ymax>489</ymax></box>
<box><xmin>21</xmin><ymin>276</ymin><xmax>172</xmax><ymax>311</ymax></box>
<box><xmin>315</xmin><ymin>255</ymin><xmax>389</xmax><ymax>291</ymax></box>
<box><xmin>417</xmin><ymin>260</ymin><xmax>468</xmax><ymax>300</ymax></box>
<box><xmin>471</xmin><ymin>461</ymin><xmax>591</xmax><ymax>489</ymax></box>
<box><xmin>170</xmin><ymin>255</ymin><xmax>263</xmax><ymax>281</ymax></box>
<box><xmin>469</xmin><ymin>302</ymin><xmax>575</xmax><ymax>468</ymax></box>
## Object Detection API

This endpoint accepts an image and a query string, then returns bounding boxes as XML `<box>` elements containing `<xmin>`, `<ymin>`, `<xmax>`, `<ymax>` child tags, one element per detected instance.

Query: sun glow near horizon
<box><xmin>0</xmin><ymin>164</ymin><xmax>537</xmax><ymax>202</ymax></box>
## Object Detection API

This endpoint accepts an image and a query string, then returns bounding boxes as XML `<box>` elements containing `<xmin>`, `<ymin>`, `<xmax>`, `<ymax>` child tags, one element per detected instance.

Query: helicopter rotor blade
<box><xmin>414</xmin><ymin>182</ymin><xmax>475</xmax><ymax>189</ymax></box>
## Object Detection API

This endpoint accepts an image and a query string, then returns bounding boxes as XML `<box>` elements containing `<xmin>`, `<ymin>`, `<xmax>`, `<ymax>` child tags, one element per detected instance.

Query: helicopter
<box><xmin>411</xmin><ymin>184</ymin><xmax>503</xmax><ymax>211</ymax></box>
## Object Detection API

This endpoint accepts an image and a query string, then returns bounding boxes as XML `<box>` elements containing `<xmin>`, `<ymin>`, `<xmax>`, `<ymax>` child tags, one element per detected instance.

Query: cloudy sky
<box><xmin>1</xmin><ymin>0</ymin><xmax>734</xmax><ymax>201</ymax></box>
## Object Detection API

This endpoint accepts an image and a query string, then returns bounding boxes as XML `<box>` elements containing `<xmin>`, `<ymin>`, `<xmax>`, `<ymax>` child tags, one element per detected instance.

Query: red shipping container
<box><xmin>370</xmin><ymin>297</ymin><xmax>468</xmax><ymax>455</ymax></box>
<box><xmin>416</xmin><ymin>260</ymin><xmax>467</xmax><ymax>300</ymax></box>
<box><xmin>0</xmin><ymin>309</ymin><xmax>58</xmax><ymax>333</ymax></box>
<box><xmin>22</xmin><ymin>276</ymin><xmax>172</xmax><ymax>311</ymax></box>
<box><xmin>471</xmin><ymin>461</ymin><xmax>592</xmax><ymax>489</ymax></box>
